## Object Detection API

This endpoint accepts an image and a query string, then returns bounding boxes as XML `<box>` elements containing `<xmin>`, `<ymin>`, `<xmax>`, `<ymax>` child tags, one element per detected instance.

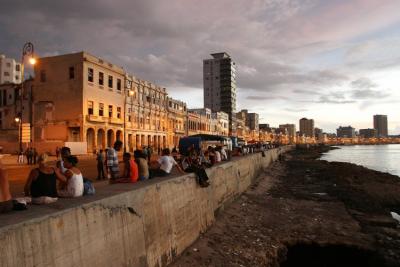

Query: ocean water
<box><xmin>320</xmin><ymin>144</ymin><xmax>400</xmax><ymax>177</ymax></box>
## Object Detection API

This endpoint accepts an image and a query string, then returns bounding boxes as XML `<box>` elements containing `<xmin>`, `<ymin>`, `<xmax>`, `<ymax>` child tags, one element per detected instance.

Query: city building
<box><xmin>203</xmin><ymin>52</ymin><xmax>237</xmax><ymax>135</ymax></box>
<box><xmin>125</xmin><ymin>75</ymin><xmax>169</xmax><ymax>152</ymax></box>
<box><xmin>0</xmin><ymin>80</ymin><xmax>33</xmax><ymax>152</ymax></box>
<box><xmin>299</xmin><ymin>118</ymin><xmax>315</xmax><ymax>137</ymax></box>
<box><xmin>166</xmin><ymin>97</ymin><xmax>187</xmax><ymax>148</ymax></box>
<box><xmin>188</xmin><ymin>108</ymin><xmax>212</xmax><ymax>135</ymax></box>
<box><xmin>279</xmin><ymin>124</ymin><xmax>296</xmax><ymax>137</ymax></box>
<box><xmin>359</xmin><ymin>128</ymin><xmax>377</xmax><ymax>138</ymax></box>
<box><xmin>211</xmin><ymin>111</ymin><xmax>229</xmax><ymax>136</ymax></box>
<box><xmin>0</xmin><ymin>54</ymin><xmax>22</xmax><ymax>84</ymax></box>
<box><xmin>336</xmin><ymin>126</ymin><xmax>356</xmax><ymax>138</ymax></box>
<box><xmin>373</xmin><ymin>114</ymin><xmax>388</xmax><ymax>137</ymax></box>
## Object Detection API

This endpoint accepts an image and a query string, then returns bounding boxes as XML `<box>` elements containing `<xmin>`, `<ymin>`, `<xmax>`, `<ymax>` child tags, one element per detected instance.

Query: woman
<box><xmin>24</xmin><ymin>154</ymin><xmax>64</xmax><ymax>204</ymax></box>
<box><xmin>0</xmin><ymin>159</ymin><xmax>13</xmax><ymax>213</ymax></box>
<box><xmin>55</xmin><ymin>155</ymin><xmax>84</xmax><ymax>198</ymax></box>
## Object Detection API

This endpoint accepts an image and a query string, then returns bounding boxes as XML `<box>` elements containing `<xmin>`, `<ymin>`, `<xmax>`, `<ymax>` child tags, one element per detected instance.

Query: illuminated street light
<box><xmin>15</xmin><ymin>117</ymin><xmax>20</xmax><ymax>123</ymax></box>
<box><xmin>29</xmin><ymin>57</ymin><xmax>36</xmax><ymax>65</ymax></box>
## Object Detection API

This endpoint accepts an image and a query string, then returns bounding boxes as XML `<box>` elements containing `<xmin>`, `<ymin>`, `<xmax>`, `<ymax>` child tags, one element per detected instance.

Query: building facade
<box><xmin>0</xmin><ymin>54</ymin><xmax>22</xmax><ymax>85</ymax></box>
<box><xmin>299</xmin><ymin>118</ymin><xmax>315</xmax><ymax>137</ymax></box>
<box><xmin>166</xmin><ymin>97</ymin><xmax>187</xmax><ymax>148</ymax></box>
<box><xmin>336</xmin><ymin>126</ymin><xmax>356</xmax><ymax>138</ymax></box>
<box><xmin>373</xmin><ymin>114</ymin><xmax>388</xmax><ymax>137</ymax></box>
<box><xmin>359</xmin><ymin>128</ymin><xmax>377</xmax><ymax>138</ymax></box>
<box><xmin>279</xmin><ymin>124</ymin><xmax>296</xmax><ymax>137</ymax></box>
<box><xmin>203</xmin><ymin>52</ymin><xmax>237</xmax><ymax>135</ymax></box>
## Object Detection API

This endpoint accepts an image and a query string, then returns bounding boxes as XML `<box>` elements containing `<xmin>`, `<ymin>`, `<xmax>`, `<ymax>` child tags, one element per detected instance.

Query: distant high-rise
<box><xmin>299</xmin><ymin>118</ymin><xmax>314</xmax><ymax>137</ymax></box>
<box><xmin>279</xmin><ymin>124</ymin><xmax>296</xmax><ymax>137</ymax></box>
<box><xmin>359</xmin><ymin>128</ymin><xmax>377</xmax><ymax>138</ymax></box>
<box><xmin>203</xmin><ymin>52</ymin><xmax>237</xmax><ymax>135</ymax></box>
<box><xmin>373</xmin><ymin>115</ymin><xmax>388</xmax><ymax>137</ymax></box>
<box><xmin>337</xmin><ymin>126</ymin><xmax>355</xmax><ymax>138</ymax></box>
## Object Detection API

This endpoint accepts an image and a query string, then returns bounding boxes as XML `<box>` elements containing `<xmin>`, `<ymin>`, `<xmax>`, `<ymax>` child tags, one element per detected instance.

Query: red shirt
<box><xmin>129</xmin><ymin>159</ymin><xmax>139</xmax><ymax>183</ymax></box>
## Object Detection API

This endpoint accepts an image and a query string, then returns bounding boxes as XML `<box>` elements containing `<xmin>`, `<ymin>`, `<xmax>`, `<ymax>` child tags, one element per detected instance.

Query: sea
<box><xmin>320</xmin><ymin>144</ymin><xmax>400</xmax><ymax>177</ymax></box>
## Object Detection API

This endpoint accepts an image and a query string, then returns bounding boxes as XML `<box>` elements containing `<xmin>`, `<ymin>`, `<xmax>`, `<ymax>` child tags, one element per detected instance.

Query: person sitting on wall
<box><xmin>135</xmin><ymin>150</ymin><xmax>149</xmax><ymax>181</ymax></box>
<box><xmin>150</xmin><ymin>148</ymin><xmax>185</xmax><ymax>178</ymax></box>
<box><xmin>111</xmin><ymin>153</ymin><xmax>139</xmax><ymax>183</ymax></box>
<box><xmin>0</xmin><ymin>159</ymin><xmax>13</xmax><ymax>213</ymax></box>
<box><xmin>55</xmin><ymin>155</ymin><xmax>84</xmax><ymax>198</ymax></box>
<box><xmin>24</xmin><ymin>154</ymin><xmax>66</xmax><ymax>204</ymax></box>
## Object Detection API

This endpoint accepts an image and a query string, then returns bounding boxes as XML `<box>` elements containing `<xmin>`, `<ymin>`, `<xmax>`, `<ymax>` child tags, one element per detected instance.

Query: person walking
<box><xmin>106</xmin><ymin>141</ymin><xmax>123</xmax><ymax>182</ymax></box>
<box><xmin>96</xmin><ymin>149</ymin><xmax>105</xmax><ymax>180</ymax></box>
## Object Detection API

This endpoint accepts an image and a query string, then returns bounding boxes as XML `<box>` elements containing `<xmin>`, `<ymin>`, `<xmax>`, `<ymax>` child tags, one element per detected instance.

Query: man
<box><xmin>96</xmin><ymin>149</ymin><xmax>105</xmax><ymax>180</ymax></box>
<box><xmin>106</xmin><ymin>141</ymin><xmax>122</xmax><ymax>181</ymax></box>
<box><xmin>112</xmin><ymin>152</ymin><xmax>139</xmax><ymax>183</ymax></box>
<box><xmin>151</xmin><ymin>148</ymin><xmax>184</xmax><ymax>177</ymax></box>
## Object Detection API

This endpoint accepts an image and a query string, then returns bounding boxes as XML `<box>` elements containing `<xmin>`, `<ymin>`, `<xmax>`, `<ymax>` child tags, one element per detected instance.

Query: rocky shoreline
<box><xmin>170</xmin><ymin>146</ymin><xmax>400</xmax><ymax>267</ymax></box>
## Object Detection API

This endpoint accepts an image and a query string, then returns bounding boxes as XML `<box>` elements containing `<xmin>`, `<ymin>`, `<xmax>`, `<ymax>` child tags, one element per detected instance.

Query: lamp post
<box><xmin>19</xmin><ymin>42</ymin><xmax>36</xmax><ymax>153</ymax></box>
<box><xmin>15</xmin><ymin>116</ymin><xmax>22</xmax><ymax>153</ymax></box>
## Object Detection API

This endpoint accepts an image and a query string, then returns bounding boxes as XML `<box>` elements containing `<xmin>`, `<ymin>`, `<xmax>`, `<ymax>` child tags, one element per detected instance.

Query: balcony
<box><xmin>108</xmin><ymin>117</ymin><xmax>124</xmax><ymax>125</ymax></box>
<box><xmin>86</xmin><ymin>115</ymin><xmax>104</xmax><ymax>123</ymax></box>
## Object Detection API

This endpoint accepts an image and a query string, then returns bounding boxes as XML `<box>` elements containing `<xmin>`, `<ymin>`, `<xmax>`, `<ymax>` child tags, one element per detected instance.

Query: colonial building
<box><xmin>33</xmin><ymin>52</ymin><xmax>126</xmax><ymax>153</ymax></box>
<box><xmin>166</xmin><ymin>97</ymin><xmax>187</xmax><ymax>148</ymax></box>
<box><xmin>124</xmin><ymin>75</ymin><xmax>169</xmax><ymax>152</ymax></box>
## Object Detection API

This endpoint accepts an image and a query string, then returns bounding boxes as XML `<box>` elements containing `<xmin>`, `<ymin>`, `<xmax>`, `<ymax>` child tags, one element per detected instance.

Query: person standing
<box><xmin>96</xmin><ymin>149</ymin><xmax>105</xmax><ymax>180</ymax></box>
<box><xmin>33</xmin><ymin>148</ymin><xmax>38</xmax><ymax>165</ymax></box>
<box><xmin>106</xmin><ymin>141</ymin><xmax>122</xmax><ymax>182</ymax></box>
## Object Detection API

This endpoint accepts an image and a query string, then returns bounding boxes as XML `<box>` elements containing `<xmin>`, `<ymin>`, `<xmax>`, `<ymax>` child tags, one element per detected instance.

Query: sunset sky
<box><xmin>1</xmin><ymin>0</ymin><xmax>399</xmax><ymax>133</ymax></box>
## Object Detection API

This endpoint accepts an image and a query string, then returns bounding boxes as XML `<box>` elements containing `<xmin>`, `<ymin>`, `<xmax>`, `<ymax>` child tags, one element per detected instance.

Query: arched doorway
<box><xmin>86</xmin><ymin>128</ymin><xmax>95</xmax><ymax>153</ymax></box>
<box><xmin>97</xmin><ymin>129</ymin><xmax>105</xmax><ymax>150</ymax></box>
<box><xmin>107</xmin><ymin>129</ymin><xmax>114</xmax><ymax>148</ymax></box>
<box><xmin>116</xmin><ymin>130</ymin><xmax>122</xmax><ymax>142</ymax></box>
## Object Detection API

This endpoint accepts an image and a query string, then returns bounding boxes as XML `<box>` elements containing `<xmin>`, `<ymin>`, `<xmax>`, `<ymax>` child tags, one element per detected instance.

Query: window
<box><xmin>6</xmin><ymin>63</ymin><xmax>11</xmax><ymax>67</ymax></box>
<box><xmin>15</xmin><ymin>75</ymin><xmax>19</xmax><ymax>80</ymax></box>
<box><xmin>108</xmin><ymin>105</ymin><xmax>113</xmax><ymax>118</ymax></box>
<box><xmin>117</xmin><ymin>107</ymin><xmax>121</xmax><ymax>119</ymax></box>
<box><xmin>69</xmin><ymin>67</ymin><xmax>75</xmax><ymax>79</ymax></box>
<box><xmin>40</xmin><ymin>70</ymin><xmax>46</xmax><ymax>82</ymax></box>
<box><xmin>15</xmin><ymin>64</ymin><xmax>20</xmax><ymax>72</ymax></box>
<box><xmin>88</xmin><ymin>68</ymin><xmax>94</xmax><ymax>82</ymax></box>
<box><xmin>4</xmin><ymin>72</ymin><xmax>9</xmax><ymax>77</ymax></box>
<box><xmin>117</xmin><ymin>79</ymin><xmax>121</xmax><ymax>91</ymax></box>
<box><xmin>88</xmin><ymin>101</ymin><xmax>93</xmax><ymax>115</ymax></box>
<box><xmin>99</xmin><ymin>72</ymin><xmax>104</xmax><ymax>85</ymax></box>
<box><xmin>99</xmin><ymin>103</ymin><xmax>104</xmax><ymax>116</ymax></box>
<box><xmin>108</xmin><ymin>75</ymin><xmax>113</xmax><ymax>88</ymax></box>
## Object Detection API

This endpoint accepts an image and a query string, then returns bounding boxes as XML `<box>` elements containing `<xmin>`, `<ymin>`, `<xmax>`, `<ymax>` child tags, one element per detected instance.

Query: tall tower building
<box><xmin>203</xmin><ymin>52</ymin><xmax>237</xmax><ymax>135</ymax></box>
<box><xmin>299</xmin><ymin>118</ymin><xmax>315</xmax><ymax>137</ymax></box>
<box><xmin>373</xmin><ymin>114</ymin><xmax>388</xmax><ymax>137</ymax></box>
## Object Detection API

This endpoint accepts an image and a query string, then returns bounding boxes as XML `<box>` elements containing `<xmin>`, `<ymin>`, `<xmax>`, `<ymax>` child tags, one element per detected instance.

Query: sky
<box><xmin>1</xmin><ymin>0</ymin><xmax>400</xmax><ymax>134</ymax></box>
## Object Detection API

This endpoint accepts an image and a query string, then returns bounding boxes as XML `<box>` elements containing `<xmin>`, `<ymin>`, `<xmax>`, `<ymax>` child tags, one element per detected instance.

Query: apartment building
<box><xmin>33</xmin><ymin>52</ymin><xmax>126</xmax><ymax>153</ymax></box>
<box><xmin>0</xmin><ymin>54</ymin><xmax>22</xmax><ymax>85</ymax></box>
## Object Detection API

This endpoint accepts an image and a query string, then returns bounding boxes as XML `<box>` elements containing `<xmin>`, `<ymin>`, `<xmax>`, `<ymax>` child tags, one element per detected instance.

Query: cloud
<box><xmin>349</xmin><ymin>77</ymin><xmax>390</xmax><ymax>99</ymax></box>
<box><xmin>285</xmin><ymin>108</ymin><xmax>308</xmax><ymax>112</ymax></box>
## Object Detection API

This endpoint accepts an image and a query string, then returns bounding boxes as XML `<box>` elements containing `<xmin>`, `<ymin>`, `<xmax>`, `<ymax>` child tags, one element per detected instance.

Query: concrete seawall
<box><xmin>0</xmin><ymin>146</ymin><xmax>293</xmax><ymax>267</ymax></box>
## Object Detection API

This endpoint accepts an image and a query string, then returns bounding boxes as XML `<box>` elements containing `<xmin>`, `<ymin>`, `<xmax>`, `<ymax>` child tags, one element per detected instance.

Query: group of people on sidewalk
<box><xmin>95</xmin><ymin>141</ymin><xmax>185</xmax><ymax>184</ymax></box>
<box><xmin>17</xmin><ymin>147</ymin><xmax>39</xmax><ymax>165</ymax></box>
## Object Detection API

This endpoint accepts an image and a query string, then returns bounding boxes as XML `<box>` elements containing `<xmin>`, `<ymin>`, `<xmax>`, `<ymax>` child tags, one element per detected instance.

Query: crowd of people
<box><xmin>0</xmin><ymin>140</ymin><xmax>279</xmax><ymax>214</ymax></box>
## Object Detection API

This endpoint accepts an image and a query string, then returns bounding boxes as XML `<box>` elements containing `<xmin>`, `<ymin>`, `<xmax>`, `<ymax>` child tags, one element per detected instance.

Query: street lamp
<box><xmin>18</xmin><ymin>42</ymin><xmax>36</xmax><ymax>153</ymax></box>
<box><xmin>15</xmin><ymin>116</ymin><xmax>22</xmax><ymax>152</ymax></box>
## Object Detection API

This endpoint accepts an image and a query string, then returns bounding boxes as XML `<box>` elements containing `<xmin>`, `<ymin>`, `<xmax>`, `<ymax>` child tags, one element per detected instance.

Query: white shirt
<box><xmin>58</xmin><ymin>172</ymin><xmax>84</xmax><ymax>198</ymax></box>
<box><xmin>215</xmin><ymin>151</ymin><xmax>222</xmax><ymax>162</ymax></box>
<box><xmin>220</xmin><ymin>148</ymin><xmax>227</xmax><ymax>160</ymax></box>
<box><xmin>158</xmin><ymin>156</ymin><xmax>177</xmax><ymax>174</ymax></box>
